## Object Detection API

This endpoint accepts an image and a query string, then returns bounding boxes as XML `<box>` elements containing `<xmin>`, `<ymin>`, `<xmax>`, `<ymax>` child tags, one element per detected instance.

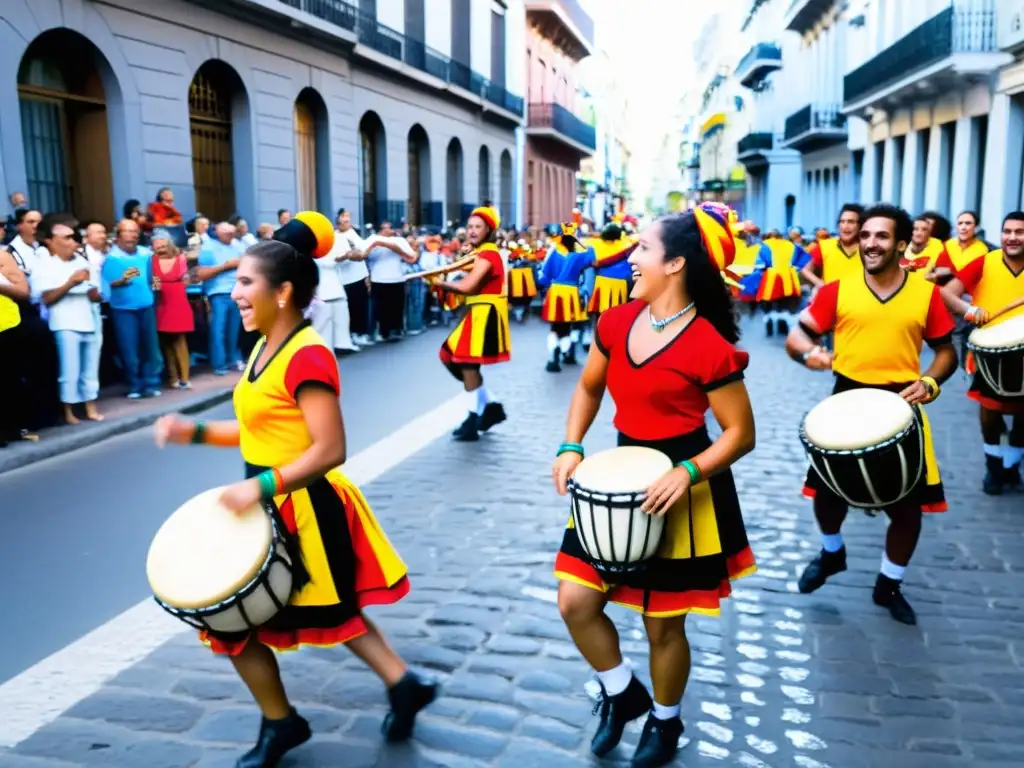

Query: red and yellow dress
<box><xmin>801</xmin><ymin>276</ymin><xmax>955</xmax><ymax>512</ymax></box>
<box><xmin>944</xmin><ymin>238</ymin><xmax>988</xmax><ymax>276</ymax></box>
<box><xmin>554</xmin><ymin>301</ymin><xmax>757</xmax><ymax>617</ymax></box>
<box><xmin>203</xmin><ymin>322</ymin><xmax>410</xmax><ymax>655</ymax></box>
<box><xmin>901</xmin><ymin>238</ymin><xmax>951</xmax><ymax>281</ymax></box>
<box><xmin>956</xmin><ymin>250</ymin><xmax>1024</xmax><ymax>413</ymax></box>
<box><xmin>585</xmin><ymin>235</ymin><xmax>635</xmax><ymax>314</ymax></box>
<box><xmin>813</xmin><ymin>238</ymin><xmax>862</xmax><ymax>283</ymax></box>
<box><xmin>508</xmin><ymin>247</ymin><xmax>538</xmax><ymax>303</ymax></box>
<box><xmin>439</xmin><ymin>242</ymin><xmax>511</xmax><ymax>375</ymax></box>
<box><xmin>753</xmin><ymin>239</ymin><xmax>810</xmax><ymax>301</ymax></box>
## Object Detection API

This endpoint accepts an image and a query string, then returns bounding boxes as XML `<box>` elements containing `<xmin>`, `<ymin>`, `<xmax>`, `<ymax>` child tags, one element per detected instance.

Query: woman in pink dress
<box><xmin>152</xmin><ymin>230</ymin><xmax>195</xmax><ymax>388</ymax></box>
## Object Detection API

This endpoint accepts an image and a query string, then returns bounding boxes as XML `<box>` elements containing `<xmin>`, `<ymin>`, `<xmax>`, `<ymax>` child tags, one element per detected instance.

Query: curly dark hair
<box><xmin>862</xmin><ymin>203</ymin><xmax>913</xmax><ymax>244</ymax></box>
<box><xmin>657</xmin><ymin>212</ymin><xmax>740</xmax><ymax>344</ymax></box>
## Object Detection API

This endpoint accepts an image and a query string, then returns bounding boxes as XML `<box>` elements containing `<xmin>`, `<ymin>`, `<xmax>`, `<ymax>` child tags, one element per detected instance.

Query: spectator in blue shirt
<box><xmin>196</xmin><ymin>221</ymin><xmax>244</xmax><ymax>374</ymax></box>
<box><xmin>101</xmin><ymin>218</ymin><xmax>162</xmax><ymax>399</ymax></box>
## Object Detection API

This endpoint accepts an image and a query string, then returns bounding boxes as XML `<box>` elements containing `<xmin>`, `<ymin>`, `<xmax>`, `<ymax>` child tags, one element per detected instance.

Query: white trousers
<box><xmin>312</xmin><ymin>296</ymin><xmax>356</xmax><ymax>351</ymax></box>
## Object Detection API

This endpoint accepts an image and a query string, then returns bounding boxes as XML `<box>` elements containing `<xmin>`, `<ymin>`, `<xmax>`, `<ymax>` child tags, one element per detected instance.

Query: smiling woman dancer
<box><xmin>551</xmin><ymin>210</ymin><xmax>757</xmax><ymax>767</ymax></box>
<box><xmin>154</xmin><ymin>212</ymin><xmax>435</xmax><ymax>768</ymax></box>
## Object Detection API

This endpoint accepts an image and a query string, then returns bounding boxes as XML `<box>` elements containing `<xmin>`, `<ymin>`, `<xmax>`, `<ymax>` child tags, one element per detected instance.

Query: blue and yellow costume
<box><xmin>585</xmin><ymin>223</ymin><xmax>635</xmax><ymax>315</ymax></box>
<box><xmin>539</xmin><ymin>219</ymin><xmax>593</xmax><ymax>371</ymax></box>
<box><xmin>507</xmin><ymin>241</ymin><xmax>538</xmax><ymax>321</ymax></box>
<box><xmin>742</xmin><ymin>237</ymin><xmax>810</xmax><ymax>335</ymax></box>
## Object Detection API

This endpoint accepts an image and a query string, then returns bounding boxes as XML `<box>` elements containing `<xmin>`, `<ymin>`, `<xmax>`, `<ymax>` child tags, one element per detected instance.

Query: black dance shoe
<box><xmin>452</xmin><ymin>412</ymin><xmax>480</xmax><ymax>441</ymax></box>
<box><xmin>563</xmin><ymin>346</ymin><xmax>578</xmax><ymax>365</ymax></box>
<box><xmin>873</xmin><ymin>574</ymin><xmax>916</xmax><ymax>625</ymax></box>
<box><xmin>477</xmin><ymin>402</ymin><xmax>507</xmax><ymax>432</ymax></box>
<box><xmin>983</xmin><ymin>455</ymin><xmax>1004</xmax><ymax>495</ymax></box>
<box><xmin>631</xmin><ymin>713</ymin><xmax>684</xmax><ymax>767</ymax></box>
<box><xmin>764</xmin><ymin>319</ymin><xmax>774</xmax><ymax>337</ymax></box>
<box><xmin>546</xmin><ymin>350</ymin><xmax>562</xmax><ymax>373</ymax></box>
<box><xmin>776</xmin><ymin>318</ymin><xmax>789</xmax><ymax>336</ymax></box>
<box><xmin>591</xmin><ymin>676</ymin><xmax>652</xmax><ymax>757</ymax></box>
<box><xmin>236</xmin><ymin>709</ymin><xmax>311</xmax><ymax>768</ymax></box>
<box><xmin>797</xmin><ymin>547</ymin><xmax>847</xmax><ymax>594</ymax></box>
<box><xmin>382</xmin><ymin>671</ymin><xmax>437</xmax><ymax>742</ymax></box>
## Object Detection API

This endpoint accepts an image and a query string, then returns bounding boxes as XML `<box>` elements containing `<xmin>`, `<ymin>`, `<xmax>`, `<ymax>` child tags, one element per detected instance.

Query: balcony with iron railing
<box><xmin>526</xmin><ymin>103</ymin><xmax>596</xmax><ymax>155</ymax></box>
<box><xmin>782</xmin><ymin>0</ymin><xmax>836</xmax><ymax>35</ymax></box>
<box><xmin>735</xmin><ymin>43</ymin><xmax>782</xmax><ymax>90</ymax></box>
<box><xmin>843</xmin><ymin>4</ymin><xmax>1009</xmax><ymax>113</ymax></box>
<box><xmin>524</xmin><ymin>0</ymin><xmax>594</xmax><ymax>60</ymax></box>
<box><xmin>737</xmin><ymin>131</ymin><xmax>774</xmax><ymax>165</ymax></box>
<box><xmin>781</xmin><ymin>104</ymin><xmax>846</xmax><ymax>152</ymax></box>
<box><xmin>270</xmin><ymin>0</ymin><xmax>523</xmax><ymax>119</ymax></box>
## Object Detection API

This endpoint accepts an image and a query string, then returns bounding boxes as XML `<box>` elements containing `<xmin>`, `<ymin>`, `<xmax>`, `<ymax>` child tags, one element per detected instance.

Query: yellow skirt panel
<box><xmin>542</xmin><ymin>283</ymin><xmax>588</xmax><ymax>323</ymax></box>
<box><xmin>509</xmin><ymin>267</ymin><xmax>538</xmax><ymax>299</ymax></box>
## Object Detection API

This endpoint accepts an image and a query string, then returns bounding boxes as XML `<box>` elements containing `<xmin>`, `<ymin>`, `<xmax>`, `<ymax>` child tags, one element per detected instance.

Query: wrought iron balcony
<box><xmin>843</xmin><ymin>5</ymin><xmax>1008</xmax><ymax>112</ymax></box>
<box><xmin>782</xmin><ymin>104</ymin><xmax>846</xmax><ymax>152</ymax></box>
<box><xmin>735</xmin><ymin>43</ymin><xmax>782</xmax><ymax>90</ymax></box>
<box><xmin>526</xmin><ymin>103</ymin><xmax>596</xmax><ymax>155</ymax></box>
<box><xmin>524</xmin><ymin>0</ymin><xmax>594</xmax><ymax>60</ymax></box>
<box><xmin>782</xmin><ymin>0</ymin><xmax>835</xmax><ymax>35</ymax></box>
<box><xmin>269</xmin><ymin>1</ymin><xmax>523</xmax><ymax>119</ymax></box>
<box><xmin>737</xmin><ymin>132</ymin><xmax>774</xmax><ymax>166</ymax></box>
<box><xmin>741</xmin><ymin>0</ymin><xmax>771</xmax><ymax>32</ymax></box>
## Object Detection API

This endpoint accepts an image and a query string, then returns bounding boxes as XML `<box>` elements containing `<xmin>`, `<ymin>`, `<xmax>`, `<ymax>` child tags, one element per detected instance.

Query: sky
<box><xmin>581</xmin><ymin>0</ymin><xmax>721</xmax><ymax>204</ymax></box>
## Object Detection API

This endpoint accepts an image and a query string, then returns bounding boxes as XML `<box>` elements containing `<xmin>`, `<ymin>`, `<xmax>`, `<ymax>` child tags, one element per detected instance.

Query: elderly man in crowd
<box><xmin>196</xmin><ymin>221</ymin><xmax>244</xmax><ymax>375</ymax></box>
<box><xmin>101</xmin><ymin>218</ymin><xmax>162</xmax><ymax>399</ymax></box>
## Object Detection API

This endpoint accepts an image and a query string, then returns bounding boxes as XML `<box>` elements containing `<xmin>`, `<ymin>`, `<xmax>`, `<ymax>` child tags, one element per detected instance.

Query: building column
<box><xmin>923</xmin><ymin>124</ymin><xmax>945</xmax><ymax>211</ymax></box>
<box><xmin>948</xmin><ymin>116</ymin><xmax>976</xmax><ymax>216</ymax></box>
<box><xmin>880</xmin><ymin>136</ymin><xmax>898</xmax><ymax>202</ymax></box>
<box><xmin>861</xmin><ymin>142</ymin><xmax>877</xmax><ymax>205</ymax></box>
<box><xmin>900</xmin><ymin>130</ymin><xmax>920</xmax><ymax>212</ymax></box>
<box><xmin>980</xmin><ymin>92</ymin><xmax>1024</xmax><ymax>239</ymax></box>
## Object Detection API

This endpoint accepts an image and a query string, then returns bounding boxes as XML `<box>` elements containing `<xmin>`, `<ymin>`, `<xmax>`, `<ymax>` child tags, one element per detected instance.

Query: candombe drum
<box><xmin>146</xmin><ymin>487</ymin><xmax>295</xmax><ymax>633</ymax></box>
<box><xmin>966</xmin><ymin>314</ymin><xmax>1024</xmax><ymax>398</ymax></box>
<box><xmin>567</xmin><ymin>446</ymin><xmax>672</xmax><ymax>575</ymax></box>
<box><xmin>799</xmin><ymin>388</ymin><xmax>925</xmax><ymax>509</ymax></box>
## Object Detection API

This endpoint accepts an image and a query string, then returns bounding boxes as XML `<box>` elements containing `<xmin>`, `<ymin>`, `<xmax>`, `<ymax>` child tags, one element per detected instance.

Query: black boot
<box><xmin>873</xmin><ymin>574</ymin><xmax>916</xmax><ymax>625</ymax></box>
<box><xmin>631</xmin><ymin>713</ymin><xmax>684</xmax><ymax>767</ymax></box>
<box><xmin>764</xmin><ymin>318</ymin><xmax>774</xmax><ymax>337</ymax></box>
<box><xmin>546</xmin><ymin>349</ymin><xmax>561</xmax><ymax>373</ymax></box>
<box><xmin>797</xmin><ymin>547</ymin><xmax>847</xmax><ymax>594</ymax></box>
<box><xmin>236</xmin><ymin>709</ymin><xmax>311</xmax><ymax>768</ymax></box>
<box><xmin>983</xmin><ymin>454</ymin><xmax>1004</xmax><ymax>495</ymax></box>
<box><xmin>451</xmin><ymin>412</ymin><xmax>480</xmax><ymax>441</ymax></box>
<box><xmin>382</xmin><ymin>671</ymin><xmax>437</xmax><ymax>742</ymax></box>
<box><xmin>776</xmin><ymin>318</ymin><xmax>789</xmax><ymax>335</ymax></box>
<box><xmin>1004</xmin><ymin>462</ymin><xmax>1022</xmax><ymax>488</ymax></box>
<box><xmin>563</xmin><ymin>344</ymin><xmax>578</xmax><ymax>365</ymax></box>
<box><xmin>478</xmin><ymin>401</ymin><xmax>507</xmax><ymax>432</ymax></box>
<box><xmin>591</xmin><ymin>676</ymin><xmax>652</xmax><ymax>757</ymax></box>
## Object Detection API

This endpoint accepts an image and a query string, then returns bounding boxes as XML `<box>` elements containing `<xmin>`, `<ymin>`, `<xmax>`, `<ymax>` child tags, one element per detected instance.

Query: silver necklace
<box><xmin>648</xmin><ymin>301</ymin><xmax>695</xmax><ymax>332</ymax></box>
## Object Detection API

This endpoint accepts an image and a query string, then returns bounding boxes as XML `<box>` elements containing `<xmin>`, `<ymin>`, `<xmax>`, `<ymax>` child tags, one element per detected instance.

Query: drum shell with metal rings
<box><xmin>567</xmin><ymin>446</ymin><xmax>671</xmax><ymax>576</ymax></box>
<box><xmin>799</xmin><ymin>388</ymin><xmax>925</xmax><ymax>509</ymax></box>
<box><xmin>966</xmin><ymin>314</ymin><xmax>1024</xmax><ymax>398</ymax></box>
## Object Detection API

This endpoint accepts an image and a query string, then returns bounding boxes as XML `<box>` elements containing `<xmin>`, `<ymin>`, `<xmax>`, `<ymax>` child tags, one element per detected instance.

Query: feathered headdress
<box><xmin>692</xmin><ymin>203</ymin><xmax>736</xmax><ymax>271</ymax></box>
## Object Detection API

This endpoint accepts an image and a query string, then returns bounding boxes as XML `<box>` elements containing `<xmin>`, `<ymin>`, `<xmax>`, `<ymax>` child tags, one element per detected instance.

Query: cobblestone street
<box><xmin>3</xmin><ymin>316</ymin><xmax>1022</xmax><ymax>768</ymax></box>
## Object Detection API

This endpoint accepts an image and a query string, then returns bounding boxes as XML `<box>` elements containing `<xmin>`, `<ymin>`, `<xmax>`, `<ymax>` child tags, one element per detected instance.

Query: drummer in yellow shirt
<box><xmin>940</xmin><ymin>210</ymin><xmax>1024</xmax><ymax>495</ymax></box>
<box><xmin>800</xmin><ymin>203</ymin><xmax>865</xmax><ymax>290</ymax></box>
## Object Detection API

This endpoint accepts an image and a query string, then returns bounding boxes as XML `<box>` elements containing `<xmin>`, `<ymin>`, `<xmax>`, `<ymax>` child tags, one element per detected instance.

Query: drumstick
<box><xmin>404</xmin><ymin>255</ymin><xmax>476</xmax><ymax>282</ymax></box>
<box><xmin>986</xmin><ymin>296</ymin><xmax>1024</xmax><ymax>323</ymax></box>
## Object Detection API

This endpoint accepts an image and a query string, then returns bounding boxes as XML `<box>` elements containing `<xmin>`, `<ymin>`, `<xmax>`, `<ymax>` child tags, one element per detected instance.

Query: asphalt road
<box><xmin>0</xmin><ymin>322</ymin><xmax>545</xmax><ymax>685</ymax></box>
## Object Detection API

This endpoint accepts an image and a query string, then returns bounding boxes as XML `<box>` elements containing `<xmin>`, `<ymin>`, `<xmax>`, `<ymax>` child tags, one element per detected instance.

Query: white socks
<box><xmin>880</xmin><ymin>554</ymin><xmax>906</xmax><ymax>581</ymax></box>
<box><xmin>821</xmin><ymin>533</ymin><xmax>844</xmax><ymax>552</ymax></box>
<box><xmin>546</xmin><ymin>331</ymin><xmax>559</xmax><ymax>353</ymax></box>
<box><xmin>465</xmin><ymin>387</ymin><xmax>494</xmax><ymax>415</ymax></box>
<box><xmin>596</xmin><ymin>663</ymin><xmax>632</xmax><ymax>697</ymax></box>
<box><xmin>569</xmin><ymin>329</ymin><xmax>581</xmax><ymax>343</ymax></box>
<box><xmin>1004</xmin><ymin>445</ymin><xmax>1023</xmax><ymax>469</ymax></box>
<box><xmin>985</xmin><ymin>443</ymin><xmax>1003</xmax><ymax>459</ymax></box>
<box><xmin>558</xmin><ymin>336</ymin><xmax>572</xmax><ymax>354</ymax></box>
<box><xmin>463</xmin><ymin>389</ymin><xmax>477</xmax><ymax>415</ymax></box>
<box><xmin>652</xmin><ymin>702</ymin><xmax>681</xmax><ymax>721</ymax></box>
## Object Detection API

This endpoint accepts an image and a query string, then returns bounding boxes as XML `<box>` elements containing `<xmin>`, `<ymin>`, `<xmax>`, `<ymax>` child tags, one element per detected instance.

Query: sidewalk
<box><xmin>2</xmin><ymin>320</ymin><xmax>1022</xmax><ymax>767</ymax></box>
<box><xmin>0</xmin><ymin>372</ymin><xmax>239</xmax><ymax>475</ymax></box>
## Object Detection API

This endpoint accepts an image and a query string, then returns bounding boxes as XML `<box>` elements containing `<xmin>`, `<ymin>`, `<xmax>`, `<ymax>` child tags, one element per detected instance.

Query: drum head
<box><xmin>803</xmin><ymin>388</ymin><xmax>914</xmax><ymax>451</ymax></box>
<box><xmin>573</xmin><ymin>446</ymin><xmax>673</xmax><ymax>493</ymax></box>
<box><xmin>147</xmin><ymin>487</ymin><xmax>272</xmax><ymax>610</ymax></box>
<box><xmin>968</xmin><ymin>314</ymin><xmax>1024</xmax><ymax>350</ymax></box>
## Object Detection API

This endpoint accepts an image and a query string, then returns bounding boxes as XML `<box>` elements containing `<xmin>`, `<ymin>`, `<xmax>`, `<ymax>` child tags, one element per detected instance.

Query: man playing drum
<box><xmin>551</xmin><ymin>208</ymin><xmax>756</xmax><ymax>767</ymax></box>
<box><xmin>939</xmin><ymin>210</ymin><xmax>1024</xmax><ymax>495</ymax></box>
<box><xmin>785</xmin><ymin>204</ymin><xmax>958</xmax><ymax>626</ymax></box>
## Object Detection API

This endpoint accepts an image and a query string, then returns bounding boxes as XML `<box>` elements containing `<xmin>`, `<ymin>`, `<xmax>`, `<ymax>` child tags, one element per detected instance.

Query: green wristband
<box><xmin>191</xmin><ymin>421</ymin><xmax>207</xmax><ymax>445</ymax></box>
<box><xmin>557</xmin><ymin>441</ymin><xmax>585</xmax><ymax>458</ymax></box>
<box><xmin>676</xmin><ymin>460</ymin><xmax>701</xmax><ymax>483</ymax></box>
<box><xmin>257</xmin><ymin>470</ymin><xmax>277</xmax><ymax>500</ymax></box>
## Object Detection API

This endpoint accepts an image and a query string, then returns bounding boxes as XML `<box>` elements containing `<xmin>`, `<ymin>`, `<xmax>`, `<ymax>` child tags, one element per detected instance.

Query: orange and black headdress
<box><xmin>273</xmin><ymin>210</ymin><xmax>335</xmax><ymax>258</ymax></box>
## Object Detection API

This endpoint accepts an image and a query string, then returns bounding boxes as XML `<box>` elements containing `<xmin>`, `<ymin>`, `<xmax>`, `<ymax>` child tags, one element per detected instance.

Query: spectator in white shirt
<box><xmin>32</xmin><ymin>213</ymin><xmax>104</xmax><ymax>424</ymax></box>
<box><xmin>333</xmin><ymin>210</ymin><xmax>373</xmax><ymax>346</ymax></box>
<box><xmin>364</xmin><ymin>220</ymin><xmax>417</xmax><ymax>341</ymax></box>
<box><xmin>312</xmin><ymin>227</ymin><xmax>358</xmax><ymax>353</ymax></box>
<box><xmin>230</xmin><ymin>215</ymin><xmax>259</xmax><ymax>247</ymax></box>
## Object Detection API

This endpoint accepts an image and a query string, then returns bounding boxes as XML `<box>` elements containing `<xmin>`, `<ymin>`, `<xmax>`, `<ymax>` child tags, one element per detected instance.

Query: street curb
<box><xmin>0</xmin><ymin>388</ymin><xmax>235</xmax><ymax>475</ymax></box>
